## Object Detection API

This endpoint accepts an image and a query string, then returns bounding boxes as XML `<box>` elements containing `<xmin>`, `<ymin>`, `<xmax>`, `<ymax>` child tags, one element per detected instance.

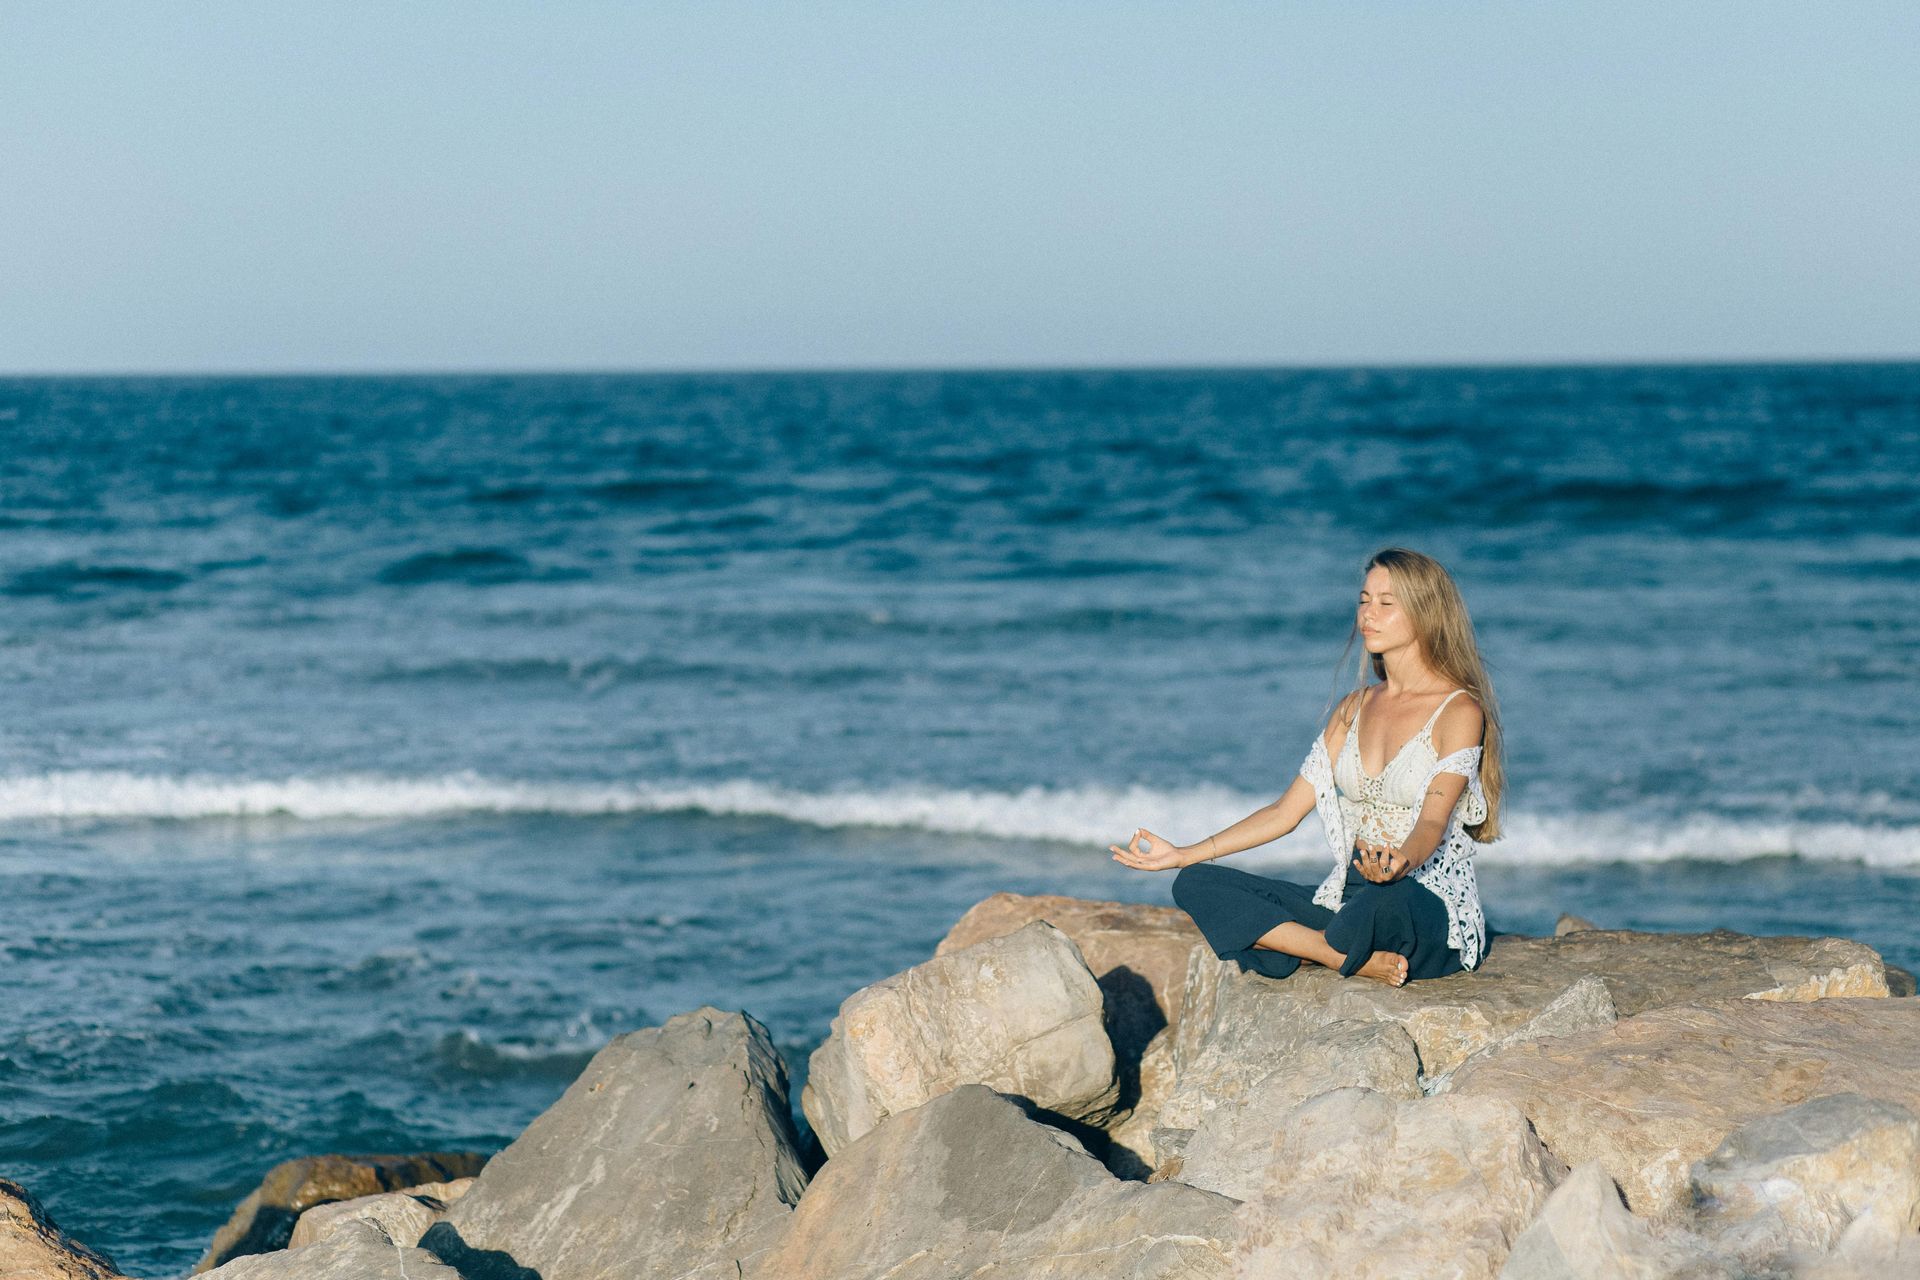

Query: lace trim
<box><xmin>1300</xmin><ymin>736</ymin><xmax>1488</xmax><ymax>969</ymax></box>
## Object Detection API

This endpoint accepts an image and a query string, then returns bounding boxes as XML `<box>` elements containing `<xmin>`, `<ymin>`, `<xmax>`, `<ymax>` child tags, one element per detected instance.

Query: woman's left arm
<box><xmin>1389</xmin><ymin>694</ymin><xmax>1486</xmax><ymax>876</ymax></box>
<box><xmin>1392</xmin><ymin>773</ymin><xmax>1471</xmax><ymax>872</ymax></box>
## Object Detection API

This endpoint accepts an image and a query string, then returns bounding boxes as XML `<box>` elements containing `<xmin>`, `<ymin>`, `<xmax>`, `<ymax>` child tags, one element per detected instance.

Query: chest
<box><xmin>1332</xmin><ymin>715</ymin><xmax>1439</xmax><ymax>809</ymax></box>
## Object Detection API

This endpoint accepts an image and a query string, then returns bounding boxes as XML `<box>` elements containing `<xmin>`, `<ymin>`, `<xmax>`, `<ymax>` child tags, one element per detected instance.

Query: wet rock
<box><xmin>1689</xmin><ymin>1092</ymin><xmax>1920</xmax><ymax>1261</ymax></box>
<box><xmin>803</xmin><ymin>920</ymin><xmax>1119</xmax><ymax>1155</ymax></box>
<box><xmin>1887</xmin><ymin>964</ymin><xmax>1917</xmax><ymax>998</ymax></box>
<box><xmin>422</xmin><ymin>1006</ymin><xmax>807</xmax><ymax>1280</ymax></box>
<box><xmin>747</xmin><ymin>1083</ymin><xmax>1240</xmax><ymax>1280</ymax></box>
<box><xmin>287</xmin><ymin>1178</ymin><xmax>473</xmax><ymax>1250</ymax></box>
<box><xmin>195</xmin><ymin>1152</ymin><xmax>485</xmax><ymax>1271</ymax></box>
<box><xmin>1231</xmin><ymin>1087</ymin><xmax>1567</xmax><ymax>1279</ymax></box>
<box><xmin>0</xmin><ymin>1177</ymin><xmax>122</xmax><ymax>1279</ymax></box>
<box><xmin>1154</xmin><ymin>1019</ymin><xmax>1423</xmax><ymax>1197</ymax></box>
<box><xmin>1452</xmin><ymin>998</ymin><xmax>1920</xmax><ymax>1220</ymax></box>
<box><xmin>1498</xmin><ymin>1161</ymin><xmax>1734</xmax><ymax>1279</ymax></box>
<box><xmin>205</xmin><ymin>1218</ymin><xmax>463</xmax><ymax>1279</ymax></box>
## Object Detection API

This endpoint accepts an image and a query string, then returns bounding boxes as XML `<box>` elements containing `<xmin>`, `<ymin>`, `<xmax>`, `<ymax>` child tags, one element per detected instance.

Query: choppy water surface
<box><xmin>0</xmin><ymin>366</ymin><xmax>1916</xmax><ymax>1275</ymax></box>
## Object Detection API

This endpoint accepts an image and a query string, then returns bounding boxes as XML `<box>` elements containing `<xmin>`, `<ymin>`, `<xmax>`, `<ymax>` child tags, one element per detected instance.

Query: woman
<box><xmin>1109</xmin><ymin>547</ymin><xmax>1505</xmax><ymax>987</ymax></box>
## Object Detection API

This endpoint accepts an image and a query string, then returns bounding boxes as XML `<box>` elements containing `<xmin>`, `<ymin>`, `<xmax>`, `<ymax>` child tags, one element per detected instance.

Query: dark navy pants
<box><xmin>1171</xmin><ymin>856</ymin><xmax>1465</xmax><ymax>981</ymax></box>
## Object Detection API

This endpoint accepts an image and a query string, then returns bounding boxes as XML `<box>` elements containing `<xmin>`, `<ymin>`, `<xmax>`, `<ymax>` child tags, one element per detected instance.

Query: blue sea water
<box><xmin>0</xmin><ymin>365</ymin><xmax>1916</xmax><ymax>1276</ymax></box>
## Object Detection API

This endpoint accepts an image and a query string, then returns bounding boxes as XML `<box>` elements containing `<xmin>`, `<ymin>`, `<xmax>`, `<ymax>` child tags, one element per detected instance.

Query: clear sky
<box><xmin>3</xmin><ymin>2</ymin><xmax>1916</xmax><ymax>374</ymax></box>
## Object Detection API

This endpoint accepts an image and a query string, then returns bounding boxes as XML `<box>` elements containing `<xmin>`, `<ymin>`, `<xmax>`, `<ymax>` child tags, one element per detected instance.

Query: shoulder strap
<box><xmin>1420</xmin><ymin>688</ymin><xmax>1469</xmax><ymax>734</ymax></box>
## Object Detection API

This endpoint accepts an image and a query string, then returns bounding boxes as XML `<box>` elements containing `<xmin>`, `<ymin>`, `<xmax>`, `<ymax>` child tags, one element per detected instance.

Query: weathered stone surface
<box><xmin>1555</xmin><ymin>913</ymin><xmax>1599</xmax><ymax>935</ymax></box>
<box><xmin>1498</xmin><ymin>1162</ymin><xmax>1734</xmax><ymax>1279</ymax></box>
<box><xmin>287</xmin><ymin>1178</ymin><xmax>473</xmax><ymax>1250</ymax></box>
<box><xmin>206</xmin><ymin>1218</ymin><xmax>463</xmax><ymax>1279</ymax></box>
<box><xmin>1156</xmin><ymin>1019</ymin><xmax>1423</xmax><ymax>1198</ymax></box>
<box><xmin>937</xmin><ymin>893</ymin><xmax>1204</xmax><ymax>1167</ymax></box>
<box><xmin>423</xmin><ymin>1006</ymin><xmax>807</xmax><ymax>1280</ymax></box>
<box><xmin>936</xmin><ymin>892</ymin><xmax>1203</xmax><ymax>1056</ymax></box>
<box><xmin>195</xmin><ymin>1152</ymin><xmax>485</xmax><ymax>1271</ymax></box>
<box><xmin>747</xmin><ymin>1083</ymin><xmax>1241</xmax><ymax>1280</ymax></box>
<box><xmin>0</xmin><ymin>1178</ymin><xmax>122</xmax><ymax>1280</ymax></box>
<box><xmin>803</xmin><ymin>920</ymin><xmax>1119</xmax><ymax>1154</ymax></box>
<box><xmin>1438</xmin><ymin>975</ymin><xmax>1618</xmax><ymax>1090</ymax></box>
<box><xmin>1107</xmin><ymin>1024</ymin><xmax>1177</xmax><ymax>1171</ymax></box>
<box><xmin>1231</xmin><ymin>1088</ymin><xmax>1567</xmax><ymax>1279</ymax></box>
<box><xmin>1453</xmin><ymin>998</ymin><xmax>1920</xmax><ymax>1220</ymax></box>
<box><xmin>1171</xmin><ymin>927</ymin><xmax>1888</xmax><ymax>1095</ymax></box>
<box><xmin>1888</xmin><ymin>964</ymin><xmax>1918</xmax><ymax>997</ymax></box>
<box><xmin>1689</xmin><ymin>1093</ymin><xmax>1920</xmax><ymax>1260</ymax></box>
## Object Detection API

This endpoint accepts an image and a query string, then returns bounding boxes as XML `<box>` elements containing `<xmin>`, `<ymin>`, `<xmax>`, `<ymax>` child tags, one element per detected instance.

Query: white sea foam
<box><xmin>0</xmin><ymin>770</ymin><xmax>1914</xmax><ymax>867</ymax></box>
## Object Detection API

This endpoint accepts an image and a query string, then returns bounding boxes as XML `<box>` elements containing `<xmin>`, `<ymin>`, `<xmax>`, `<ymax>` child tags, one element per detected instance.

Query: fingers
<box><xmin>1111</xmin><ymin>827</ymin><xmax>1175</xmax><ymax>871</ymax></box>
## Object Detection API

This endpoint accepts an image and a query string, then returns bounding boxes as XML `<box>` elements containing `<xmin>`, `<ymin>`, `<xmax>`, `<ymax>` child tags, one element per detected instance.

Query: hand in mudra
<box><xmin>1352</xmin><ymin>838</ymin><xmax>1411</xmax><ymax>883</ymax></box>
<box><xmin>1109</xmin><ymin>827</ymin><xmax>1185</xmax><ymax>872</ymax></box>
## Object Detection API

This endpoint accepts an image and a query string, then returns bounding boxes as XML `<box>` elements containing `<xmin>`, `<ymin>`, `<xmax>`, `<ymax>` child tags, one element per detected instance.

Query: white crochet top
<box><xmin>1297</xmin><ymin>686</ymin><xmax>1490</xmax><ymax>969</ymax></box>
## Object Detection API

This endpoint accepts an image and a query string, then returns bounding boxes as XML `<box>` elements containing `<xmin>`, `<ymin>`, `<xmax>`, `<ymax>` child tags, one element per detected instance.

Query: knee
<box><xmin>1170</xmin><ymin>861</ymin><xmax>1218</xmax><ymax>909</ymax></box>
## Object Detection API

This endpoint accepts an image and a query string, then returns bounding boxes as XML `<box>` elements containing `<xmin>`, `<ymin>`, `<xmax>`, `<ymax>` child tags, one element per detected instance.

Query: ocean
<box><xmin>1</xmin><ymin>365</ymin><xmax>1916</xmax><ymax>1276</ymax></box>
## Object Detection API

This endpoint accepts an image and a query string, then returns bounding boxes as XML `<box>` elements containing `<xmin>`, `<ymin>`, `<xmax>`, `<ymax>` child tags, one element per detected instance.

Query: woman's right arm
<box><xmin>1178</xmin><ymin>773</ymin><xmax>1317</xmax><ymax>864</ymax></box>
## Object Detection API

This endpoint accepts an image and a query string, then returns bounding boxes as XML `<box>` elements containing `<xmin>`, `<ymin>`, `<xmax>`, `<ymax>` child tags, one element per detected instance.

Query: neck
<box><xmin>1378</xmin><ymin>648</ymin><xmax>1446</xmax><ymax>695</ymax></box>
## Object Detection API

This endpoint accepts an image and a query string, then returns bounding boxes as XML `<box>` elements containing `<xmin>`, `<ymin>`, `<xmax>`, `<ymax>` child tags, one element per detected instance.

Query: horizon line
<box><xmin>5</xmin><ymin>352</ymin><xmax>1920</xmax><ymax>381</ymax></box>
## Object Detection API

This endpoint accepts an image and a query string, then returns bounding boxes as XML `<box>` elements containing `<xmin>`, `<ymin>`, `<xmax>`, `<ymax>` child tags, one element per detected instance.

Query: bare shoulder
<box><xmin>1432</xmin><ymin>690</ymin><xmax>1486</xmax><ymax>756</ymax></box>
<box><xmin>1321</xmin><ymin>688</ymin><xmax>1366</xmax><ymax>752</ymax></box>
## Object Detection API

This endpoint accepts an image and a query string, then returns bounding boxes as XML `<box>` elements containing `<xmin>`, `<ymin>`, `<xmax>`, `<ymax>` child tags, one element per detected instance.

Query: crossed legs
<box><xmin>1171</xmin><ymin>862</ymin><xmax>1410</xmax><ymax>987</ymax></box>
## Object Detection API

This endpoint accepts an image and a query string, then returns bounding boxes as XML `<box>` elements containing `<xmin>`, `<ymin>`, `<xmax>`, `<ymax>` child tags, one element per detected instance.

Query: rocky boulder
<box><xmin>195</xmin><ymin>1152</ymin><xmax>485</xmax><ymax>1272</ymax></box>
<box><xmin>1171</xmin><ymin>926</ymin><xmax>1889</xmax><ymax>1095</ymax></box>
<box><xmin>936</xmin><ymin>892</ymin><xmax>1204</xmax><ymax>1063</ymax></box>
<box><xmin>1154</xmin><ymin>1018</ymin><xmax>1423</xmax><ymax>1196</ymax></box>
<box><xmin>1689</xmin><ymin>1092</ymin><xmax>1920</xmax><ymax>1264</ymax></box>
<box><xmin>0</xmin><ymin>1178</ymin><xmax>122</xmax><ymax>1280</ymax></box>
<box><xmin>1231</xmin><ymin>1087</ymin><xmax>1568</xmax><ymax>1279</ymax></box>
<box><xmin>287</xmin><ymin>1178</ymin><xmax>473</xmax><ymax>1249</ymax></box>
<box><xmin>422</xmin><ymin>1006</ymin><xmax>807</xmax><ymax>1280</ymax></box>
<box><xmin>937</xmin><ymin>893</ymin><xmax>1205</xmax><ymax>1170</ymax></box>
<box><xmin>1498</xmin><ymin>1161</ymin><xmax>1735</xmax><ymax>1279</ymax></box>
<box><xmin>205</xmin><ymin>1218</ymin><xmax>464</xmax><ymax>1279</ymax></box>
<box><xmin>1452</xmin><ymin>997</ymin><xmax>1920</xmax><ymax>1219</ymax></box>
<box><xmin>803</xmin><ymin>920</ymin><xmax>1119</xmax><ymax>1155</ymax></box>
<box><xmin>747</xmin><ymin>1083</ymin><xmax>1241</xmax><ymax>1280</ymax></box>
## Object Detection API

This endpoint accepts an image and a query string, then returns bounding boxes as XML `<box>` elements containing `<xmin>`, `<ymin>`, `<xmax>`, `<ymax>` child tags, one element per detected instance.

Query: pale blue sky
<box><xmin>3</xmin><ymin>2</ymin><xmax>1916</xmax><ymax>373</ymax></box>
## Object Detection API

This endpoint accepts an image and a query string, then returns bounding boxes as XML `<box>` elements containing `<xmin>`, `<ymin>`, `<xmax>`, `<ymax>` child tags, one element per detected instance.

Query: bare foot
<box><xmin>1355</xmin><ymin>950</ymin><xmax>1409</xmax><ymax>987</ymax></box>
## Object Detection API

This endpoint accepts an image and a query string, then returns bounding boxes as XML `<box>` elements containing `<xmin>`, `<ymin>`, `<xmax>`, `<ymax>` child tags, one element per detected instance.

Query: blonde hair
<box><xmin>1324</xmin><ymin>546</ymin><xmax>1506</xmax><ymax>842</ymax></box>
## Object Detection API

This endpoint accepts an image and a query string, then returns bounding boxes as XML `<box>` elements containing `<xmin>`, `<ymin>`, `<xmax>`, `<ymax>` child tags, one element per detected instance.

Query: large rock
<box><xmin>936</xmin><ymin>892</ymin><xmax>1204</xmax><ymax>1061</ymax></box>
<box><xmin>205</xmin><ymin>1218</ymin><xmax>464</xmax><ymax>1279</ymax></box>
<box><xmin>747</xmin><ymin>1083</ymin><xmax>1241</xmax><ymax>1280</ymax></box>
<box><xmin>1171</xmin><ymin>927</ymin><xmax>1889</xmax><ymax>1092</ymax></box>
<box><xmin>1155</xmin><ymin>1018</ymin><xmax>1423</xmax><ymax>1197</ymax></box>
<box><xmin>803</xmin><ymin>920</ymin><xmax>1119</xmax><ymax>1155</ymax></box>
<box><xmin>0</xmin><ymin>1178</ymin><xmax>122</xmax><ymax>1280</ymax></box>
<box><xmin>1106</xmin><ymin>1026</ymin><xmax>1178</xmax><ymax>1172</ymax></box>
<box><xmin>937</xmin><ymin>893</ymin><xmax>1205</xmax><ymax>1169</ymax></box>
<box><xmin>287</xmin><ymin>1178</ymin><xmax>473</xmax><ymax>1249</ymax></box>
<box><xmin>1498</xmin><ymin>1162</ymin><xmax>1734</xmax><ymax>1279</ymax></box>
<box><xmin>1689</xmin><ymin>1092</ymin><xmax>1920</xmax><ymax>1261</ymax></box>
<box><xmin>422</xmin><ymin>1006</ymin><xmax>807</xmax><ymax>1280</ymax></box>
<box><xmin>1452</xmin><ymin>998</ymin><xmax>1920</xmax><ymax>1220</ymax></box>
<box><xmin>1231</xmin><ymin>1087</ymin><xmax>1567</xmax><ymax>1279</ymax></box>
<box><xmin>195</xmin><ymin>1152</ymin><xmax>486</xmax><ymax>1271</ymax></box>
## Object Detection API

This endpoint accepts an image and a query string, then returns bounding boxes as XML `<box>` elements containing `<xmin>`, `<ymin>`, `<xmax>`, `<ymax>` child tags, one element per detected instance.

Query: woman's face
<box><xmin>1357</xmin><ymin>566</ymin><xmax>1415</xmax><ymax>656</ymax></box>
